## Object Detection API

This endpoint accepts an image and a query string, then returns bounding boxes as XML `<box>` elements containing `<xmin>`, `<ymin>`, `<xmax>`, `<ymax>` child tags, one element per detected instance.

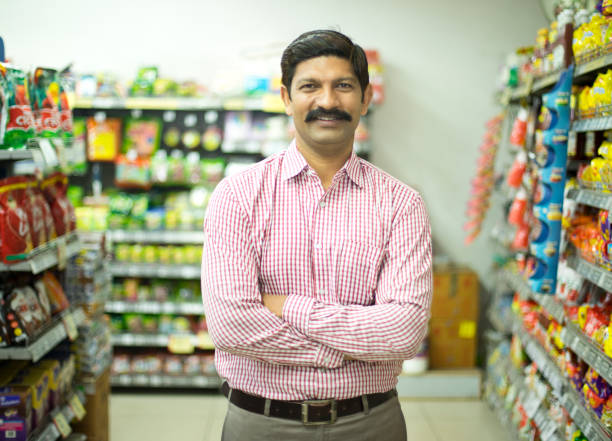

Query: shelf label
<box><xmin>56</xmin><ymin>236</ymin><xmax>67</xmax><ymax>270</ymax></box>
<box><xmin>38</xmin><ymin>138</ymin><xmax>59</xmax><ymax>170</ymax></box>
<box><xmin>523</xmin><ymin>391</ymin><xmax>541</xmax><ymax>418</ymax></box>
<box><xmin>540</xmin><ymin>421</ymin><xmax>557</xmax><ymax>441</ymax></box>
<box><xmin>62</xmin><ymin>313</ymin><xmax>78</xmax><ymax>341</ymax></box>
<box><xmin>69</xmin><ymin>394</ymin><xmax>86</xmax><ymax>421</ymax></box>
<box><xmin>52</xmin><ymin>411</ymin><xmax>72</xmax><ymax>438</ymax></box>
<box><xmin>168</xmin><ymin>334</ymin><xmax>194</xmax><ymax>354</ymax></box>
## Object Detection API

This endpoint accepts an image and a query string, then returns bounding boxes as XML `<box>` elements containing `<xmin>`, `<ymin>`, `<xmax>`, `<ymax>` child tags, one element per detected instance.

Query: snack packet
<box><xmin>0</xmin><ymin>63</ymin><xmax>35</xmax><ymax>148</ymax></box>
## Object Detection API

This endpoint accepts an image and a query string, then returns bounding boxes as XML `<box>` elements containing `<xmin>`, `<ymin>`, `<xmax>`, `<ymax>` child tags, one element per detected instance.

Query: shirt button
<box><xmin>324</xmin><ymin>356</ymin><xmax>331</xmax><ymax>364</ymax></box>
<box><xmin>317</xmin><ymin>289</ymin><xmax>327</xmax><ymax>295</ymax></box>
<box><xmin>319</xmin><ymin>201</ymin><xmax>327</xmax><ymax>208</ymax></box>
<box><xmin>314</xmin><ymin>243</ymin><xmax>322</xmax><ymax>250</ymax></box>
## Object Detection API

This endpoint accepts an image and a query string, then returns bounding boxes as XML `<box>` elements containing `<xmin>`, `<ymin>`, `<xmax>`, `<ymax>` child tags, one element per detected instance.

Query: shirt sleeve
<box><xmin>201</xmin><ymin>179</ymin><xmax>344</xmax><ymax>369</ymax></box>
<box><xmin>282</xmin><ymin>194</ymin><xmax>433</xmax><ymax>362</ymax></box>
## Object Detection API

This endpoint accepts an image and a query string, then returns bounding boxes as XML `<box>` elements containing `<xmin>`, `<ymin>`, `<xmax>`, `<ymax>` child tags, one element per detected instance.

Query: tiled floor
<box><xmin>110</xmin><ymin>393</ymin><xmax>513</xmax><ymax>441</ymax></box>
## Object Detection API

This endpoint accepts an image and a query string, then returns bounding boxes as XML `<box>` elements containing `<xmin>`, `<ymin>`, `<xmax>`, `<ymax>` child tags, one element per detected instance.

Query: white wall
<box><xmin>0</xmin><ymin>0</ymin><xmax>547</xmax><ymax>286</ymax></box>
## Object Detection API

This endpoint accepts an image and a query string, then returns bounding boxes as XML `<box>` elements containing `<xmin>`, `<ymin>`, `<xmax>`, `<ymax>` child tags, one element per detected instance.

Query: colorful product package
<box><xmin>41</xmin><ymin>272</ymin><xmax>70</xmax><ymax>315</ymax></box>
<box><xmin>8</xmin><ymin>369</ymin><xmax>49</xmax><ymax>431</ymax></box>
<box><xmin>40</xmin><ymin>172</ymin><xmax>76</xmax><ymax>237</ymax></box>
<box><xmin>123</xmin><ymin>118</ymin><xmax>161</xmax><ymax>159</ymax></box>
<box><xmin>0</xmin><ymin>386</ymin><xmax>33</xmax><ymax>441</ymax></box>
<box><xmin>18</xmin><ymin>177</ymin><xmax>45</xmax><ymax>249</ymax></box>
<box><xmin>5</xmin><ymin>287</ymin><xmax>44</xmax><ymax>341</ymax></box>
<box><xmin>115</xmin><ymin>155</ymin><xmax>152</xmax><ymax>189</ymax></box>
<box><xmin>86</xmin><ymin>117</ymin><xmax>121</xmax><ymax>161</ymax></box>
<box><xmin>31</xmin><ymin>68</ymin><xmax>60</xmax><ymax>137</ymax></box>
<box><xmin>0</xmin><ymin>63</ymin><xmax>35</xmax><ymax>148</ymax></box>
<box><xmin>57</xmin><ymin>78</ymin><xmax>73</xmax><ymax>139</ymax></box>
<box><xmin>0</xmin><ymin>177</ymin><xmax>33</xmax><ymax>263</ymax></box>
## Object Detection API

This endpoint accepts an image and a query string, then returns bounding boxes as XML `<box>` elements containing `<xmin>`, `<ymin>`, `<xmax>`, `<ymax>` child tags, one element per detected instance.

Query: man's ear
<box><xmin>361</xmin><ymin>84</ymin><xmax>373</xmax><ymax>116</ymax></box>
<box><xmin>280</xmin><ymin>85</ymin><xmax>293</xmax><ymax>116</ymax></box>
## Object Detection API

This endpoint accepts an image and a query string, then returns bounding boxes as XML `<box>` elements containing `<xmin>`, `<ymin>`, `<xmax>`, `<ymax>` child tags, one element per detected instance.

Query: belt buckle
<box><xmin>301</xmin><ymin>399</ymin><xmax>337</xmax><ymax>425</ymax></box>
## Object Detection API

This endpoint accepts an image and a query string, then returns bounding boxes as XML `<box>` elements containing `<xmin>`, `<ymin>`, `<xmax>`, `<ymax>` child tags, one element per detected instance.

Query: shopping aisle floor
<box><xmin>110</xmin><ymin>392</ymin><xmax>513</xmax><ymax>441</ymax></box>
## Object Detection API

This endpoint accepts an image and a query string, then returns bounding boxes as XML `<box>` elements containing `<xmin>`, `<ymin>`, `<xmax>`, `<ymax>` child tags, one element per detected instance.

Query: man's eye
<box><xmin>300</xmin><ymin>84</ymin><xmax>316</xmax><ymax>90</ymax></box>
<box><xmin>338</xmin><ymin>83</ymin><xmax>354</xmax><ymax>90</ymax></box>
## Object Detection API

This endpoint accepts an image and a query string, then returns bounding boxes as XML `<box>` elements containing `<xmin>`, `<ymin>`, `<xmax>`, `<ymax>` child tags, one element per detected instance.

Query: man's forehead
<box><xmin>293</xmin><ymin>56</ymin><xmax>357</xmax><ymax>80</ymax></box>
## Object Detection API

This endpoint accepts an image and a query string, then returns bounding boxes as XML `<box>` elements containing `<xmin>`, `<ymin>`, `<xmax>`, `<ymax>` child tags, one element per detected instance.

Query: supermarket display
<box><xmin>0</xmin><ymin>51</ymin><xmax>108</xmax><ymax>440</ymax></box>
<box><xmin>481</xmin><ymin>3</ymin><xmax>612</xmax><ymax>440</ymax></box>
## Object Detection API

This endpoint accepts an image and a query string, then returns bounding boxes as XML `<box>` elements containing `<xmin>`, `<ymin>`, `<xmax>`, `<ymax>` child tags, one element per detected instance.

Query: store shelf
<box><xmin>73</xmin><ymin>94</ymin><xmax>285</xmax><ymax>113</ymax></box>
<box><xmin>532</xmin><ymin>72</ymin><xmax>562</xmax><ymax>93</ymax></box>
<box><xmin>111</xmin><ymin>332</ymin><xmax>214</xmax><ymax>350</ymax></box>
<box><xmin>566</xmin><ymin>188</ymin><xmax>612</xmax><ymax>211</ymax></box>
<box><xmin>109</xmin><ymin>230</ymin><xmax>204</xmax><ymax>244</ymax></box>
<box><xmin>512</xmin><ymin>318</ymin><xmax>565</xmax><ymax>392</ymax></box>
<box><xmin>111</xmin><ymin>373</ymin><xmax>221</xmax><ymax>389</ymax></box>
<box><xmin>0</xmin><ymin>233</ymin><xmax>80</xmax><ymax>274</ymax></box>
<box><xmin>34</xmin><ymin>392</ymin><xmax>87</xmax><ymax>441</ymax></box>
<box><xmin>511</xmin><ymin>83</ymin><xmax>531</xmax><ymax>101</ymax></box>
<box><xmin>575</xmin><ymin>52</ymin><xmax>612</xmax><ymax>77</ymax></box>
<box><xmin>514</xmin><ymin>316</ymin><xmax>612</xmax><ymax>441</ymax></box>
<box><xmin>561</xmin><ymin>388</ymin><xmax>612</xmax><ymax>441</ymax></box>
<box><xmin>566</xmin><ymin>254</ymin><xmax>612</xmax><ymax>293</ymax></box>
<box><xmin>571</xmin><ymin>115</ymin><xmax>612</xmax><ymax>132</ymax></box>
<box><xmin>502</xmin><ymin>270</ymin><xmax>566</xmax><ymax>324</ymax></box>
<box><xmin>105</xmin><ymin>301</ymin><xmax>204</xmax><ymax>315</ymax></box>
<box><xmin>561</xmin><ymin>321</ymin><xmax>612</xmax><ymax>386</ymax></box>
<box><xmin>109</xmin><ymin>262</ymin><xmax>201</xmax><ymax>279</ymax></box>
<box><xmin>0</xmin><ymin>148</ymin><xmax>35</xmax><ymax>161</ymax></box>
<box><xmin>0</xmin><ymin>308</ymin><xmax>85</xmax><ymax>362</ymax></box>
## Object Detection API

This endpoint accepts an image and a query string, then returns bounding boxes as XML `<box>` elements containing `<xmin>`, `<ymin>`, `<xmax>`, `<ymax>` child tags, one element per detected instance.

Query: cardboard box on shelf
<box><xmin>432</xmin><ymin>265</ymin><xmax>479</xmax><ymax>320</ymax></box>
<box><xmin>428</xmin><ymin>317</ymin><xmax>477</xmax><ymax>369</ymax></box>
<box><xmin>72</xmin><ymin>367</ymin><xmax>110</xmax><ymax>441</ymax></box>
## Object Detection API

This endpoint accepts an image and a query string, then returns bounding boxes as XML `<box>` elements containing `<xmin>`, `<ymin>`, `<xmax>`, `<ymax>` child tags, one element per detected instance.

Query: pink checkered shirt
<box><xmin>201</xmin><ymin>140</ymin><xmax>432</xmax><ymax>400</ymax></box>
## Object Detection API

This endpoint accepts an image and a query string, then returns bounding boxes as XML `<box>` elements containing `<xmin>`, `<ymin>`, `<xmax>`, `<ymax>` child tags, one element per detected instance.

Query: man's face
<box><xmin>281</xmin><ymin>56</ymin><xmax>372</xmax><ymax>154</ymax></box>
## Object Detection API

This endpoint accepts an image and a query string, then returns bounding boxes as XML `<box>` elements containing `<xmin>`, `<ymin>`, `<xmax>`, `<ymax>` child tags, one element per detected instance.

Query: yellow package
<box><xmin>592</xmin><ymin>73</ymin><xmax>607</xmax><ymax>107</ymax></box>
<box><xmin>578</xmin><ymin>86</ymin><xmax>593</xmax><ymax>115</ymax></box>
<box><xmin>549</xmin><ymin>21</ymin><xmax>558</xmax><ymax>44</ymax></box>
<box><xmin>574</xmin><ymin>24</ymin><xmax>586</xmax><ymax>56</ymax></box>
<box><xmin>536</xmin><ymin>28</ymin><xmax>549</xmax><ymax>49</ymax></box>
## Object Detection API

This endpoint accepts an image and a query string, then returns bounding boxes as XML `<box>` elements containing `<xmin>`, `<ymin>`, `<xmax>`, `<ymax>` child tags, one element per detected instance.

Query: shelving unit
<box><xmin>111</xmin><ymin>373</ymin><xmax>221</xmax><ymax>389</ymax></box>
<box><xmin>0</xmin><ymin>233</ymin><xmax>81</xmax><ymax>274</ymax></box>
<box><xmin>0</xmin><ymin>308</ymin><xmax>85</xmax><ymax>362</ymax></box>
<box><xmin>561</xmin><ymin>321</ymin><xmax>612</xmax><ymax>386</ymax></box>
<box><xmin>32</xmin><ymin>391</ymin><xmax>87</xmax><ymax>441</ymax></box>
<box><xmin>111</xmin><ymin>332</ymin><xmax>214</xmax><ymax>350</ymax></box>
<box><xmin>108</xmin><ymin>230</ymin><xmax>204</xmax><ymax>245</ymax></box>
<box><xmin>109</xmin><ymin>262</ymin><xmax>201</xmax><ymax>279</ymax></box>
<box><xmin>566</xmin><ymin>188</ymin><xmax>612</xmax><ymax>211</ymax></box>
<box><xmin>105</xmin><ymin>300</ymin><xmax>204</xmax><ymax>315</ymax></box>
<box><xmin>566</xmin><ymin>254</ymin><xmax>612</xmax><ymax>292</ymax></box>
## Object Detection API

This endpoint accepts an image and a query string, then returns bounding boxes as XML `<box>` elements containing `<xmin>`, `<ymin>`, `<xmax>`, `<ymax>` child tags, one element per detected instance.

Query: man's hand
<box><xmin>262</xmin><ymin>293</ymin><xmax>288</xmax><ymax>318</ymax></box>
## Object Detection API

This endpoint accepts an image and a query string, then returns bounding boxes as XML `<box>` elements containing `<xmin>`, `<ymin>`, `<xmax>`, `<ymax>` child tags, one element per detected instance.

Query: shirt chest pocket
<box><xmin>333</xmin><ymin>240</ymin><xmax>384</xmax><ymax>306</ymax></box>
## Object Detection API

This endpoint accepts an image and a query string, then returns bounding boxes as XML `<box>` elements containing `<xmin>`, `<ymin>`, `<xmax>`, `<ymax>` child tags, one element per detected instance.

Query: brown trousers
<box><xmin>221</xmin><ymin>395</ymin><xmax>407</xmax><ymax>441</ymax></box>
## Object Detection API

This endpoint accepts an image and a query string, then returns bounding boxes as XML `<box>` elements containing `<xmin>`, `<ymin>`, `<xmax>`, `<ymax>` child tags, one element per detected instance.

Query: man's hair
<box><xmin>280</xmin><ymin>30</ymin><xmax>369</xmax><ymax>101</ymax></box>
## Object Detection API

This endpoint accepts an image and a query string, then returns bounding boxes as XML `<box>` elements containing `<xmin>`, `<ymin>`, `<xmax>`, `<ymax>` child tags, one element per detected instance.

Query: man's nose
<box><xmin>317</xmin><ymin>86</ymin><xmax>340</xmax><ymax>109</ymax></box>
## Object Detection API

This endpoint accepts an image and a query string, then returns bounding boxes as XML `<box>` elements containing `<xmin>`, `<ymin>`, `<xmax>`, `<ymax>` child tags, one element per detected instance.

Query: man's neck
<box><xmin>296</xmin><ymin>140</ymin><xmax>353</xmax><ymax>190</ymax></box>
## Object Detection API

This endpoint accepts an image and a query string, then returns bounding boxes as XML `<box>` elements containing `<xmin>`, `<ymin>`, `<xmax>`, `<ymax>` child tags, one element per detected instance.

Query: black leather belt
<box><xmin>221</xmin><ymin>382</ymin><xmax>396</xmax><ymax>425</ymax></box>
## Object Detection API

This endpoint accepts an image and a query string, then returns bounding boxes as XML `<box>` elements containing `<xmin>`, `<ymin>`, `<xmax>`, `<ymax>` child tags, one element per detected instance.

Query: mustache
<box><xmin>305</xmin><ymin>108</ymin><xmax>352</xmax><ymax>122</ymax></box>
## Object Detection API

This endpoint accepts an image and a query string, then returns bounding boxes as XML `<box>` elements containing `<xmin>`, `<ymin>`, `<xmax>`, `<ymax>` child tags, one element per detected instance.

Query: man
<box><xmin>202</xmin><ymin>29</ymin><xmax>432</xmax><ymax>441</ymax></box>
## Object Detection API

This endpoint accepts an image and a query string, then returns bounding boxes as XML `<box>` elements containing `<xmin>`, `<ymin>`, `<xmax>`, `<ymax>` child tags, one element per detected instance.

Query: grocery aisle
<box><xmin>109</xmin><ymin>394</ymin><xmax>512</xmax><ymax>441</ymax></box>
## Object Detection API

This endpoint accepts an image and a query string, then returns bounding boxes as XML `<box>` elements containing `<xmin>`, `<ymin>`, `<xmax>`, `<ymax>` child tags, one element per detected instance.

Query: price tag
<box><xmin>168</xmin><ymin>334</ymin><xmax>194</xmax><ymax>354</ymax></box>
<box><xmin>600</xmin><ymin>271</ymin><xmax>612</xmax><ymax>292</ymax></box>
<box><xmin>196</xmin><ymin>331</ymin><xmax>214</xmax><ymax>349</ymax></box>
<box><xmin>38</xmin><ymin>138</ymin><xmax>59</xmax><ymax>169</ymax></box>
<box><xmin>523</xmin><ymin>391</ymin><xmax>541</xmax><ymax>418</ymax></box>
<box><xmin>62</xmin><ymin>312</ymin><xmax>78</xmax><ymax>341</ymax></box>
<box><xmin>540</xmin><ymin>421</ymin><xmax>558</xmax><ymax>441</ymax></box>
<box><xmin>56</xmin><ymin>236</ymin><xmax>67</xmax><ymax>270</ymax></box>
<box><xmin>52</xmin><ymin>411</ymin><xmax>72</xmax><ymax>438</ymax></box>
<box><xmin>69</xmin><ymin>394</ymin><xmax>86</xmax><ymax>421</ymax></box>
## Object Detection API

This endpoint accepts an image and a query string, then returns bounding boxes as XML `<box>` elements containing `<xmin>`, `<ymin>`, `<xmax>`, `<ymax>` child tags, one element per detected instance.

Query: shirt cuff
<box><xmin>314</xmin><ymin>344</ymin><xmax>344</xmax><ymax>369</ymax></box>
<box><xmin>282</xmin><ymin>295</ymin><xmax>315</xmax><ymax>336</ymax></box>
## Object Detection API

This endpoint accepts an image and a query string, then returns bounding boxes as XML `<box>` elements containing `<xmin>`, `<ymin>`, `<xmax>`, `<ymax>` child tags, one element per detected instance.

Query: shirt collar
<box><xmin>281</xmin><ymin>139</ymin><xmax>364</xmax><ymax>189</ymax></box>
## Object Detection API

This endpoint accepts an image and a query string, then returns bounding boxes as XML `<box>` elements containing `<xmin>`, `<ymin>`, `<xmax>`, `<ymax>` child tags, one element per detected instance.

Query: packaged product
<box><xmin>123</xmin><ymin>279</ymin><xmax>139</xmax><ymax>302</ymax></box>
<box><xmin>111</xmin><ymin>354</ymin><xmax>131</xmax><ymax>375</ymax></box>
<box><xmin>142</xmin><ymin>315</ymin><xmax>158</xmax><ymax>333</ymax></box>
<box><xmin>0</xmin><ymin>177</ymin><xmax>33</xmax><ymax>262</ymax></box>
<box><xmin>183</xmin><ymin>355</ymin><xmax>201</xmax><ymax>375</ymax></box>
<box><xmin>86</xmin><ymin>117</ymin><xmax>121</xmax><ymax>161</ymax></box>
<box><xmin>114</xmin><ymin>155</ymin><xmax>152</xmax><ymax>189</ymax></box>
<box><xmin>40</xmin><ymin>172</ymin><xmax>76</xmax><ymax>237</ymax></box>
<box><xmin>5</xmin><ymin>287</ymin><xmax>44</xmax><ymax>340</ymax></box>
<box><xmin>130</xmin><ymin>67</ymin><xmax>158</xmax><ymax>96</ymax></box>
<box><xmin>22</xmin><ymin>178</ymin><xmax>48</xmax><ymax>248</ymax></box>
<box><xmin>57</xmin><ymin>79</ymin><xmax>73</xmax><ymax>139</ymax></box>
<box><xmin>33</xmin><ymin>279</ymin><xmax>52</xmax><ymax>322</ymax></box>
<box><xmin>0</xmin><ymin>304</ymin><xmax>12</xmax><ymax>347</ymax></box>
<box><xmin>0</xmin><ymin>385</ymin><xmax>33</xmax><ymax>441</ymax></box>
<box><xmin>0</xmin><ymin>63</ymin><xmax>35</xmax><ymax>148</ymax></box>
<box><xmin>122</xmin><ymin>118</ymin><xmax>161</xmax><ymax>159</ymax></box>
<box><xmin>164</xmin><ymin>355</ymin><xmax>183</xmax><ymax>375</ymax></box>
<box><xmin>9</xmin><ymin>367</ymin><xmax>50</xmax><ymax>429</ymax></box>
<box><xmin>124</xmin><ymin>314</ymin><xmax>144</xmax><ymax>333</ymax></box>
<box><xmin>41</xmin><ymin>271</ymin><xmax>70</xmax><ymax>315</ymax></box>
<box><xmin>30</xmin><ymin>68</ymin><xmax>60</xmax><ymax>137</ymax></box>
